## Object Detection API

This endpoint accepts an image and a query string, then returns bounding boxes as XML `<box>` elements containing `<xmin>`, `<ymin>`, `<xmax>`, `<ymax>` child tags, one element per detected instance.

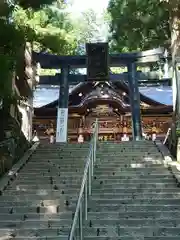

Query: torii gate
<box><xmin>33</xmin><ymin>43</ymin><xmax>168</xmax><ymax>142</ymax></box>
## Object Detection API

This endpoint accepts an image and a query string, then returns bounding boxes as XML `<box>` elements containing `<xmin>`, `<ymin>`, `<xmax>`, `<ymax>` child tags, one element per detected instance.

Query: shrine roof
<box><xmin>33</xmin><ymin>84</ymin><xmax>173</xmax><ymax>108</ymax></box>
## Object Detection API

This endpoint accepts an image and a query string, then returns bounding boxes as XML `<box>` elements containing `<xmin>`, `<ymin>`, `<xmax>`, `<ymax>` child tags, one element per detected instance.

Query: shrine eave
<box><xmin>41</xmin><ymin>81</ymin><xmax>167</xmax><ymax>109</ymax></box>
<box><xmin>33</xmin><ymin>48</ymin><xmax>165</xmax><ymax>68</ymax></box>
<box><xmin>34</xmin><ymin>96</ymin><xmax>173</xmax><ymax>117</ymax></box>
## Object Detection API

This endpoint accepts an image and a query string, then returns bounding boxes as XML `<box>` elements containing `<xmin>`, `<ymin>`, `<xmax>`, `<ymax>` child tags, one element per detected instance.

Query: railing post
<box><xmin>91</xmin><ymin>152</ymin><xmax>94</xmax><ymax>177</ymax></box>
<box><xmin>94</xmin><ymin>136</ymin><xmax>96</xmax><ymax>163</ymax></box>
<box><xmin>79</xmin><ymin>203</ymin><xmax>83</xmax><ymax>240</ymax></box>
<box><xmin>84</xmin><ymin>180</ymin><xmax>88</xmax><ymax>220</ymax></box>
<box><xmin>88</xmin><ymin>165</ymin><xmax>91</xmax><ymax>196</ymax></box>
<box><xmin>68</xmin><ymin>119</ymin><xmax>98</xmax><ymax>240</ymax></box>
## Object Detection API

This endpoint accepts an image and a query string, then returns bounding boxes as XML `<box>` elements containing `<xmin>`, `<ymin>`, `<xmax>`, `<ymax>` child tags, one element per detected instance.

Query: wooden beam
<box><xmin>39</xmin><ymin>72</ymin><xmax>171</xmax><ymax>86</ymax></box>
<box><xmin>33</xmin><ymin>48</ymin><xmax>164</xmax><ymax>69</ymax></box>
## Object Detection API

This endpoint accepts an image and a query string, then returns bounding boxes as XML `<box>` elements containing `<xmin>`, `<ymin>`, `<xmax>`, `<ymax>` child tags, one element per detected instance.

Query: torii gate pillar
<box><xmin>128</xmin><ymin>62</ymin><xmax>142</xmax><ymax>141</ymax></box>
<box><xmin>56</xmin><ymin>66</ymin><xmax>69</xmax><ymax>143</ymax></box>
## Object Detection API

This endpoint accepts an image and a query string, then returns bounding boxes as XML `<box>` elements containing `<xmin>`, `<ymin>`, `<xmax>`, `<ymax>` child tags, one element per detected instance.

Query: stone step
<box><xmin>93</xmin><ymin>183</ymin><xmax>177</xmax><ymax>188</ymax></box>
<box><xmin>0</xmin><ymin>212</ymin><xmax>73</xmax><ymax>221</ymax></box>
<box><xmin>6</xmin><ymin>184</ymin><xmax>81</xmax><ymax>190</ymax></box>
<box><xmin>94</xmin><ymin>165</ymin><xmax>166</xmax><ymax>170</ymax></box>
<box><xmin>14</xmin><ymin>172</ymin><xmax>84</xmax><ymax>177</ymax></box>
<box><xmin>87</xmin><ymin>211</ymin><xmax>180</xmax><ymax>219</ymax></box>
<box><xmin>17</xmin><ymin>174</ymin><xmax>173</xmax><ymax>179</ymax></box>
<box><xmin>27</xmin><ymin>162</ymin><xmax>85</xmax><ymax>166</ymax></box>
<box><xmin>97</xmin><ymin>153</ymin><xmax>160</xmax><ymax>156</ymax></box>
<box><xmin>0</xmin><ymin>235</ymin><xmax>68</xmax><ymax>239</ymax></box>
<box><xmin>34</xmin><ymin>153</ymin><xmax>88</xmax><ymax>156</ymax></box>
<box><xmin>87</xmin><ymin>204</ymin><xmax>180</xmax><ymax>212</ymax></box>
<box><xmin>20</xmin><ymin>166</ymin><xmax>85</xmax><ymax>171</ymax></box>
<box><xmin>6</xmin><ymin>188</ymin><xmax>178</xmax><ymax>196</ymax></box>
<box><xmin>0</xmin><ymin>227</ymin><xmax>70</xmax><ymax>238</ymax></box>
<box><xmin>19</xmin><ymin>168</ymin><xmax>84</xmax><ymax>173</ymax></box>
<box><xmin>91</xmin><ymin>193</ymin><xmax>180</xmax><ymax>199</ymax></box>
<box><xmin>94</xmin><ymin>169</ymin><xmax>171</xmax><ymax>175</ymax></box>
<box><xmin>89</xmin><ymin>198</ymin><xmax>180</xmax><ymax>205</ymax></box>
<box><xmin>16</xmin><ymin>168</ymin><xmax>171</xmax><ymax>173</ymax></box>
<box><xmin>16</xmin><ymin>175</ymin><xmax>83</xmax><ymax>180</ymax></box>
<box><xmin>33</xmin><ymin>152</ymin><xmax>88</xmax><ymax>155</ymax></box>
<box><xmin>8</xmin><ymin>179</ymin><xmax>175</xmax><ymax>185</ymax></box>
<box><xmin>84</xmin><ymin>218</ymin><xmax>180</xmax><ymax>227</ymax></box>
<box><xmin>95</xmin><ymin>163</ymin><xmax>165</xmax><ymax>167</ymax></box>
<box><xmin>29</xmin><ymin>159</ymin><xmax>85</xmax><ymax>163</ymax></box>
<box><xmin>81</xmin><ymin>227</ymin><xmax>180</xmax><ymax>237</ymax></box>
<box><xmin>96</xmin><ymin>153</ymin><xmax>160</xmax><ymax>156</ymax></box>
<box><xmin>7</xmin><ymin>183</ymin><xmax>177</xmax><ymax>190</ymax></box>
<box><xmin>11</xmin><ymin>178</ymin><xmax>82</xmax><ymax>183</ymax></box>
<box><xmin>0</xmin><ymin>205</ymin><xmax>73</xmax><ymax>214</ymax></box>
<box><xmin>2</xmin><ymin>192</ymin><xmax>180</xmax><ymax>200</ymax></box>
<box><xmin>7</xmin><ymin>177</ymin><xmax>82</xmax><ymax>185</ymax></box>
<box><xmin>33</xmin><ymin>154</ymin><xmax>87</xmax><ymax>158</ymax></box>
<box><xmin>98</xmin><ymin>146</ymin><xmax>157</xmax><ymax>149</ymax></box>
<box><xmin>93</xmin><ymin>174</ymin><xmax>173</xmax><ymax>179</ymax></box>
<box><xmin>2</xmin><ymin>199</ymin><xmax>179</xmax><ymax>209</ymax></box>
<box><xmin>84</xmin><ymin>237</ymin><xmax>180</xmax><ymax>240</ymax></box>
<box><xmin>31</xmin><ymin>156</ymin><xmax>86</xmax><ymax>160</ymax></box>
<box><xmin>17</xmin><ymin>168</ymin><xmax>169</xmax><ymax>175</ymax></box>
<box><xmin>0</xmin><ymin>211</ymin><xmax>180</xmax><ymax>222</ymax></box>
<box><xmin>1</xmin><ymin>218</ymin><xmax>180</xmax><ymax>230</ymax></box>
<box><xmin>35</xmin><ymin>148</ymin><xmax>88</xmax><ymax>150</ymax></box>
<box><xmin>0</xmin><ymin>226</ymin><xmax>180</xmax><ymax>237</ymax></box>
<box><xmin>4</xmin><ymin>189</ymin><xmax>79</xmax><ymax>195</ymax></box>
<box><xmin>1</xmin><ymin>204</ymin><xmax>180</xmax><ymax>215</ymax></box>
<box><xmin>9</xmin><ymin>181</ymin><xmax>81</xmax><ymax>188</ymax></box>
<box><xmin>96</xmin><ymin>160</ymin><xmax>164</xmax><ymax>164</ymax></box>
<box><xmin>31</xmin><ymin>159</ymin><xmax>166</xmax><ymax>164</ymax></box>
<box><xmin>92</xmin><ymin>188</ymin><xmax>180</xmax><ymax>194</ymax></box>
<box><xmin>0</xmin><ymin>193</ymin><xmax>78</xmax><ymax>202</ymax></box>
<box><xmin>92</xmin><ymin>179</ymin><xmax>175</xmax><ymax>184</ymax></box>
<box><xmin>0</xmin><ymin>199</ymin><xmax>75</xmax><ymax>208</ymax></box>
<box><xmin>0</xmin><ymin>218</ymin><xmax>72</xmax><ymax>228</ymax></box>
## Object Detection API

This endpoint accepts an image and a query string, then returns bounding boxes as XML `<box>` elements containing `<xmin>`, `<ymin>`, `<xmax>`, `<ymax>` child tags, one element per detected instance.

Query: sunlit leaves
<box><xmin>108</xmin><ymin>0</ymin><xmax>171</xmax><ymax>52</ymax></box>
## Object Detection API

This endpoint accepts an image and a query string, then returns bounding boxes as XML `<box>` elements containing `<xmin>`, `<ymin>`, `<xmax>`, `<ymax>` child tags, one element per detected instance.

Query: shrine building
<box><xmin>33</xmin><ymin>81</ymin><xmax>172</xmax><ymax>142</ymax></box>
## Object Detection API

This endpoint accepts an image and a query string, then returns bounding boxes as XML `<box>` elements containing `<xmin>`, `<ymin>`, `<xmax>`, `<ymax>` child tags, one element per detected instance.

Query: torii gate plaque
<box><xmin>86</xmin><ymin>42</ymin><xmax>109</xmax><ymax>82</ymax></box>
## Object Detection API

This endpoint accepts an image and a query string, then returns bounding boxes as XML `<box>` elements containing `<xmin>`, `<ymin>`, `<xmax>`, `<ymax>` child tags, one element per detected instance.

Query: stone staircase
<box><xmin>0</xmin><ymin>140</ymin><xmax>180</xmax><ymax>240</ymax></box>
<box><xmin>83</xmin><ymin>141</ymin><xmax>180</xmax><ymax>240</ymax></box>
<box><xmin>0</xmin><ymin>142</ymin><xmax>89</xmax><ymax>239</ymax></box>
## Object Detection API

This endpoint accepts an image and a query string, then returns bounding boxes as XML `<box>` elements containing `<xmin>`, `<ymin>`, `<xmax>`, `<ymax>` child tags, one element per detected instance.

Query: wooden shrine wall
<box><xmin>33</xmin><ymin>114</ymin><xmax>172</xmax><ymax>141</ymax></box>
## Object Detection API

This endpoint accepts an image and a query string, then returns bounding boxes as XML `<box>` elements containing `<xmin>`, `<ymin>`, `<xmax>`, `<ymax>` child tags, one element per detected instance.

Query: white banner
<box><xmin>56</xmin><ymin>108</ymin><xmax>68</xmax><ymax>143</ymax></box>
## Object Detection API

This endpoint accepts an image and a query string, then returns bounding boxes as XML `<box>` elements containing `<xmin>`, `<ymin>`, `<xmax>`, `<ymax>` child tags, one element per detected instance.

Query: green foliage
<box><xmin>18</xmin><ymin>0</ymin><xmax>55</xmax><ymax>9</ymax></box>
<box><xmin>0</xmin><ymin>16</ymin><xmax>25</xmax><ymax>100</ymax></box>
<box><xmin>12</xmin><ymin>4</ymin><xmax>77</xmax><ymax>54</ymax></box>
<box><xmin>0</xmin><ymin>0</ymin><xmax>77</xmax><ymax>102</ymax></box>
<box><xmin>108</xmin><ymin>0</ymin><xmax>171</xmax><ymax>52</ymax></box>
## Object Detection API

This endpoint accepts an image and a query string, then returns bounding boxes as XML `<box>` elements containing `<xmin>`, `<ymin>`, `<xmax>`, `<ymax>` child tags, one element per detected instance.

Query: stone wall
<box><xmin>0</xmin><ymin>112</ymin><xmax>31</xmax><ymax>177</ymax></box>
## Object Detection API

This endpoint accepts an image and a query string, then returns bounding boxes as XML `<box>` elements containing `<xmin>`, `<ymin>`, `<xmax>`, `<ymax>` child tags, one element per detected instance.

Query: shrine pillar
<box><xmin>128</xmin><ymin>62</ymin><xmax>142</xmax><ymax>141</ymax></box>
<box><xmin>78</xmin><ymin>117</ymin><xmax>84</xmax><ymax>143</ymax></box>
<box><xmin>56</xmin><ymin>66</ymin><xmax>69</xmax><ymax>143</ymax></box>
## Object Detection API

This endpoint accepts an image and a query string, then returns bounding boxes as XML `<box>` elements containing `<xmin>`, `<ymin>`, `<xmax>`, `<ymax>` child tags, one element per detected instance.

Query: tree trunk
<box><xmin>169</xmin><ymin>0</ymin><xmax>180</xmax><ymax>161</ymax></box>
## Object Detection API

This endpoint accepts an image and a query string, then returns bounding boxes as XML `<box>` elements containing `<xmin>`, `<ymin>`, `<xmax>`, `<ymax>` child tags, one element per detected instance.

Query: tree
<box><xmin>12</xmin><ymin>2</ymin><xmax>77</xmax><ymax>54</ymax></box>
<box><xmin>108</xmin><ymin>0</ymin><xmax>171</xmax><ymax>52</ymax></box>
<box><xmin>70</xmin><ymin>8</ymin><xmax>110</xmax><ymax>54</ymax></box>
<box><xmin>0</xmin><ymin>0</ymin><xmax>78</xmax><ymax>103</ymax></box>
<box><xmin>108</xmin><ymin>0</ymin><xmax>180</xmax><ymax>159</ymax></box>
